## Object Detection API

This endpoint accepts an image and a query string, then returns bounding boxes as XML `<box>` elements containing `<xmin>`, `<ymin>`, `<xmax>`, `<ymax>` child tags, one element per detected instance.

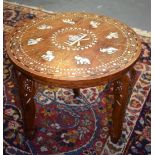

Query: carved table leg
<box><xmin>73</xmin><ymin>88</ymin><xmax>80</xmax><ymax>98</ymax></box>
<box><xmin>110</xmin><ymin>74</ymin><xmax>130</xmax><ymax>143</ymax></box>
<box><xmin>15</xmin><ymin>70</ymin><xmax>36</xmax><ymax>139</ymax></box>
<box><xmin>130</xmin><ymin>67</ymin><xmax>137</xmax><ymax>86</ymax></box>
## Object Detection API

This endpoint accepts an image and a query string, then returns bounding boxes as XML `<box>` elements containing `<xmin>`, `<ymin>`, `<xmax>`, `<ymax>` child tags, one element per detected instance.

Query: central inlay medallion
<box><xmin>65</xmin><ymin>33</ymin><xmax>89</xmax><ymax>46</ymax></box>
<box><xmin>51</xmin><ymin>27</ymin><xmax>98</xmax><ymax>51</ymax></box>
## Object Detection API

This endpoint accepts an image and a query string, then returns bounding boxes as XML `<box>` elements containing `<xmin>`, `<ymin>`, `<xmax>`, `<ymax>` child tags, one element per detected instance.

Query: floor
<box><xmin>5</xmin><ymin>0</ymin><xmax>151</xmax><ymax>31</ymax></box>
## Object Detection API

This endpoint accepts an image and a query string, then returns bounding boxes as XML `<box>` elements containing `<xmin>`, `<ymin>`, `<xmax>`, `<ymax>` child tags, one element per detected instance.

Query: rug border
<box><xmin>4</xmin><ymin>1</ymin><xmax>151</xmax><ymax>38</ymax></box>
<box><xmin>101</xmin><ymin>63</ymin><xmax>151</xmax><ymax>155</ymax></box>
<box><xmin>123</xmin><ymin>90</ymin><xmax>151</xmax><ymax>155</ymax></box>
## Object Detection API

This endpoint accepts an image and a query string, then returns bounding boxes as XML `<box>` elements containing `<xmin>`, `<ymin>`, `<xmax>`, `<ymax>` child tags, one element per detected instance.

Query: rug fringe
<box><xmin>4</xmin><ymin>1</ymin><xmax>151</xmax><ymax>37</ymax></box>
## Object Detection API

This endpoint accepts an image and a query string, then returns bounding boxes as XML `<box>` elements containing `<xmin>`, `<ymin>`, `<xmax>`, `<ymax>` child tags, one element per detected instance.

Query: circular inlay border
<box><xmin>51</xmin><ymin>27</ymin><xmax>98</xmax><ymax>51</ymax></box>
<box><xmin>8</xmin><ymin>13</ymin><xmax>141</xmax><ymax>80</ymax></box>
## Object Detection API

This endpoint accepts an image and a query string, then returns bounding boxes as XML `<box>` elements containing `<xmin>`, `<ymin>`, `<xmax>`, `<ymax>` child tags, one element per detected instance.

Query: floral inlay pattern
<box><xmin>74</xmin><ymin>55</ymin><xmax>91</xmax><ymax>65</ymax></box>
<box><xmin>100</xmin><ymin>47</ymin><xmax>118</xmax><ymax>54</ymax></box>
<box><xmin>27</xmin><ymin>38</ymin><xmax>43</xmax><ymax>45</ymax></box>
<box><xmin>41</xmin><ymin>51</ymin><xmax>55</xmax><ymax>61</ymax></box>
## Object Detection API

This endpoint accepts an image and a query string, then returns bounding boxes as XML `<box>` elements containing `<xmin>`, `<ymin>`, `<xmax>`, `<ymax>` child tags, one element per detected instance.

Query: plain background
<box><xmin>5</xmin><ymin>0</ymin><xmax>151</xmax><ymax>31</ymax></box>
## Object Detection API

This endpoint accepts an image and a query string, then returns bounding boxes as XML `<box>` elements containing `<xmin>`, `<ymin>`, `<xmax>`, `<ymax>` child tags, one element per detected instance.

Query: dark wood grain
<box><xmin>73</xmin><ymin>88</ymin><xmax>80</xmax><ymax>97</ymax></box>
<box><xmin>110</xmin><ymin>75</ymin><xmax>130</xmax><ymax>143</ymax></box>
<box><xmin>15</xmin><ymin>69</ymin><xmax>36</xmax><ymax>139</ymax></box>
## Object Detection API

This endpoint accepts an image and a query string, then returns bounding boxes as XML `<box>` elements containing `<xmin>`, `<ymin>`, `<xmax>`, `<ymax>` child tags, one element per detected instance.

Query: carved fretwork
<box><xmin>110</xmin><ymin>74</ymin><xmax>130</xmax><ymax>143</ymax></box>
<box><xmin>15</xmin><ymin>69</ymin><xmax>36</xmax><ymax>139</ymax></box>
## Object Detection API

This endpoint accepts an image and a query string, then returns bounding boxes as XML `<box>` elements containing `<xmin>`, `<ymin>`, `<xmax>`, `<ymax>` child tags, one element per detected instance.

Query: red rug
<box><xmin>3</xmin><ymin>2</ymin><xmax>151</xmax><ymax>155</ymax></box>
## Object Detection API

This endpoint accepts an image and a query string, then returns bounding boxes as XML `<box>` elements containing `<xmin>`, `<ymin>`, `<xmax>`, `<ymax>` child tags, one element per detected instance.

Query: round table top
<box><xmin>6</xmin><ymin>12</ymin><xmax>141</xmax><ymax>88</ymax></box>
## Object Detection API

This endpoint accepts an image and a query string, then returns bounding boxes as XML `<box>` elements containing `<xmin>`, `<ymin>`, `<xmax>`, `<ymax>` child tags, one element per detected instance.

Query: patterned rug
<box><xmin>3</xmin><ymin>2</ymin><xmax>151</xmax><ymax>155</ymax></box>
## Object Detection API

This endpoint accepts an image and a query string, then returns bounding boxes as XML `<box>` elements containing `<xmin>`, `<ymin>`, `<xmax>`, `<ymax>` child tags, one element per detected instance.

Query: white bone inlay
<box><xmin>27</xmin><ymin>38</ymin><xmax>42</xmax><ymax>45</ymax></box>
<box><xmin>65</xmin><ymin>33</ymin><xmax>89</xmax><ymax>46</ymax></box>
<box><xmin>37</xmin><ymin>24</ymin><xmax>53</xmax><ymax>29</ymax></box>
<box><xmin>75</xmin><ymin>55</ymin><xmax>91</xmax><ymax>65</ymax></box>
<box><xmin>41</xmin><ymin>51</ymin><xmax>55</xmax><ymax>61</ymax></box>
<box><xmin>90</xmin><ymin>21</ymin><xmax>100</xmax><ymax>28</ymax></box>
<box><xmin>100</xmin><ymin>47</ymin><xmax>118</xmax><ymax>54</ymax></box>
<box><xmin>106</xmin><ymin>32</ymin><xmax>119</xmax><ymax>39</ymax></box>
<box><xmin>62</xmin><ymin>19</ymin><xmax>75</xmax><ymax>25</ymax></box>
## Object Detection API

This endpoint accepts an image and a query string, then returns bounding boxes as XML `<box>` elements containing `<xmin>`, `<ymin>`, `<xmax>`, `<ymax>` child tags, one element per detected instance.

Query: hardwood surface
<box><xmin>14</xmin><ymin>69</ymin><xmax>36</xmax><ymax>139</ymax></box>
<box><xmin>6</xmin><ymin>12</ymin><xmax>141</xmax><ymax>143</ymax></box>
<box><xmin>6</xmin><ymin>12</ymin><xmax>141</xmax><ymax>88</ymax></box>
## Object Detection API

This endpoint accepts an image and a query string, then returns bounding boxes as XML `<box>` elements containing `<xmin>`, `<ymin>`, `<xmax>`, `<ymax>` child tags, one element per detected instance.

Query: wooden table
<box><xmin>6</xmin><ymin>12</ymin><xmax>141</xmax><ymax>143</ymax></box>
